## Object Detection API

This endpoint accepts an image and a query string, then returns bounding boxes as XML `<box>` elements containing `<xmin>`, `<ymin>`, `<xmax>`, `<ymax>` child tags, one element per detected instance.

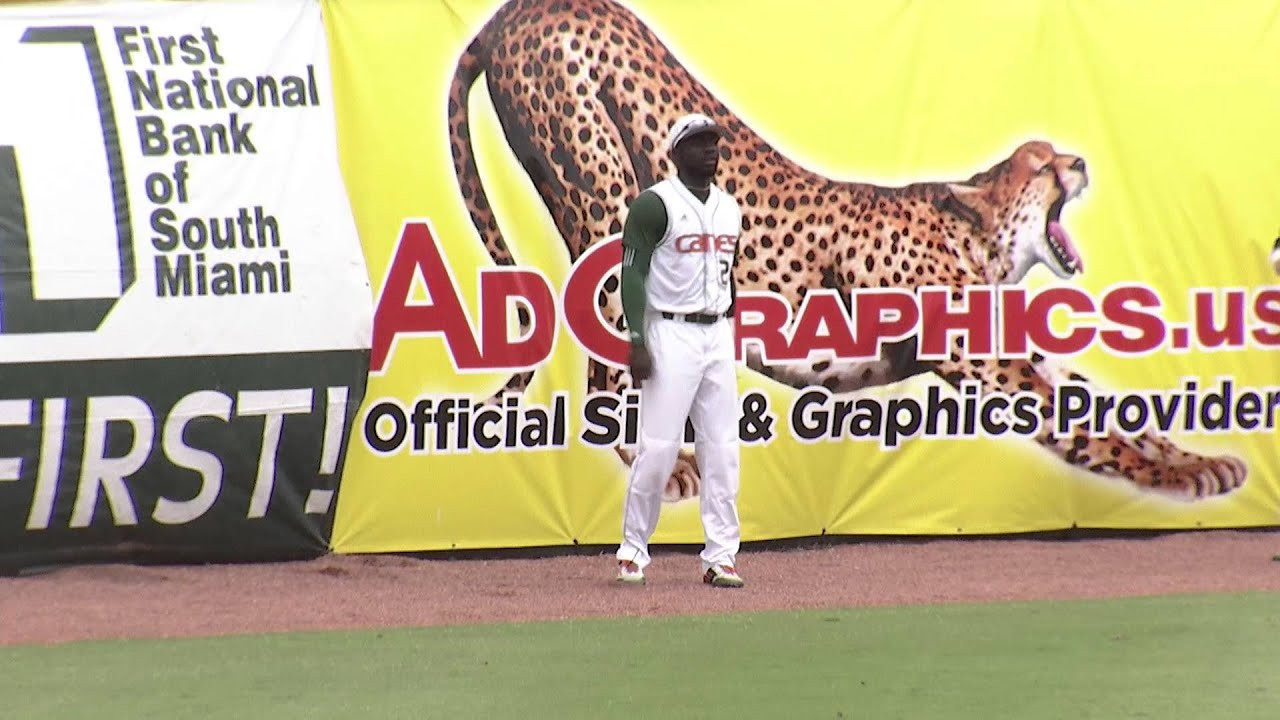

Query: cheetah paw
<box><xmin>1152</xmin><ymin>455</ymin><xmax>1247</xmax><ymax>500</ymax></box>
<box><xmin>662</xmin><ymin>449</ymin><xmax>701</xmax><ymax>502</ymax></box>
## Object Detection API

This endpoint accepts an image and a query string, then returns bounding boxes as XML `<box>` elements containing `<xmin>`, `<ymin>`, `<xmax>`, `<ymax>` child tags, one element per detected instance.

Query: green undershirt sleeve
<box><xmin>620</xmin><ymin>190</ymin><xmax>666</xmax><ymax>347</ymax></box>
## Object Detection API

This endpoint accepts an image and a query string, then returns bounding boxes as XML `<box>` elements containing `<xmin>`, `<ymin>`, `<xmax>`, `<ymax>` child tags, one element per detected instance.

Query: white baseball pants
<box><xmin>616</xmin><ymin>314</ymin><xmax>741</xmax><ymax>572</ymax></box>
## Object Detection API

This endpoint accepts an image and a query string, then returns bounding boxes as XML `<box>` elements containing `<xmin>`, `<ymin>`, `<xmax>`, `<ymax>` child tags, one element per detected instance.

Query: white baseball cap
<box><xmin>666</xmin><ymin>112</ymin><xmax>727</xmax><ymax>152</ymax></box>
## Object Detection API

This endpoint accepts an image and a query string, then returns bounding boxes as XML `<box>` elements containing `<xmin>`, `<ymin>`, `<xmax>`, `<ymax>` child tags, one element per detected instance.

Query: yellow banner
<box><xmin>325</xmin><ymin>0</ymin><xmax>1280</xmax><ymax>553</ymax></box>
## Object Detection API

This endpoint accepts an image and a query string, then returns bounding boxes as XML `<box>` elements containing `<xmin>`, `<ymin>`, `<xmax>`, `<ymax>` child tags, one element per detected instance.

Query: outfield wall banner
<box><xmin>0</xmin><ymin>0</ymin><xmax>371</xmax><ymax>570</ymax></box>
<box><xmin>326</xmin><ymin>0</ymin><xmax>1280</xmax><ymax>554</ymax></box>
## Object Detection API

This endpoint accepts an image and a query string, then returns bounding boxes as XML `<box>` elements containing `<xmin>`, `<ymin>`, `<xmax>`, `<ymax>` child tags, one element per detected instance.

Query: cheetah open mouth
<box><xmin>1046</xmin><ymin>195</ymin><xmax>1084</xmax><ymax>275</ymax></box>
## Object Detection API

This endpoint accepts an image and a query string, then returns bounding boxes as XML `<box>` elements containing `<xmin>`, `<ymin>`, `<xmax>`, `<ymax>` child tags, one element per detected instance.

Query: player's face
<box><xmin>674</xmin><ymin>131</ymin><xmax>722</xmax><ymax>178</ymax></box>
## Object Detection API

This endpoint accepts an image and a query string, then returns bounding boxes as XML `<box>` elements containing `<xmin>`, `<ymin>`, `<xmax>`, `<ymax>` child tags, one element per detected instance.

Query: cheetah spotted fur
<box><xmin>446</xmin><ymin>0</ymin><xmax>1246</xmax><ymax>501</ymax></box>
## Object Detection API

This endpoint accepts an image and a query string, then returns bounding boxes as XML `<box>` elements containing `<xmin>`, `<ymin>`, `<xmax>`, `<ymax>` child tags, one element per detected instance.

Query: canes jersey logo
<box><xmin>672</xmin><ymin>233</ymin><xmax>737</xmax><ymax>254</ymax></box>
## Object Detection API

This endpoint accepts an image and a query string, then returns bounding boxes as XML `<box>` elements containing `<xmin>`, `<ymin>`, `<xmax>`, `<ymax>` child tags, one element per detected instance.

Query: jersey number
<box><xmin>718</xmin><ymin>259</ymin><xmax>731</xmax><ymax>287</ymax></box>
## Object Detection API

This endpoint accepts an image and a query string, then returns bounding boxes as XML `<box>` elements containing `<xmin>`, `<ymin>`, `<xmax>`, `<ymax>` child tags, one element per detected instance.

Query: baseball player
<box><xmin>614</xmin><ymin>112</ymin><xmax>745</xmax><ymax>588</ymax></box>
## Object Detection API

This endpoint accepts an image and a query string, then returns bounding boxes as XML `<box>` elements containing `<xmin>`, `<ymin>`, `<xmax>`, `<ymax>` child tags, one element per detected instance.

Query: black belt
<box><xmin>660</xmin><ymin>310</ymin><xmax>731</xmax><ymax>325</ymax></box>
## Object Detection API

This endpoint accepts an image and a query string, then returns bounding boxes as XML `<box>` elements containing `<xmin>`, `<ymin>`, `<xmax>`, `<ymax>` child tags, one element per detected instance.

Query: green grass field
<box><xmin>3</xmin><ymin>592</ymin><xmax>1278</xmax><ymax>720</ymax></box>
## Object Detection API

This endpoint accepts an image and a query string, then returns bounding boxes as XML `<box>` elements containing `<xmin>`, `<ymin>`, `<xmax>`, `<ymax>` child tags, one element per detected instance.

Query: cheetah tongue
<box><xmin>1048</xmin><ymin>220</ymin><xmax>1084</xmax><ymax>273</ymax></box>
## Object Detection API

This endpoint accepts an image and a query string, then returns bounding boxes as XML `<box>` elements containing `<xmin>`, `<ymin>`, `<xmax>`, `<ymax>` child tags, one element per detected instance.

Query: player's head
<box><xmin>667</xmin><ymin>112</ymin><xmax>727</xmax><ymax>179</ymax></box>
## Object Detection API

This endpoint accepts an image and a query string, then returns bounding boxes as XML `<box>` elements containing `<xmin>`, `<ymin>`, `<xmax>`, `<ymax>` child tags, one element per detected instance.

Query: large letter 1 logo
<box><xmin>0</xmin><ymin>26</ymin><xmax>134</xmax><ymax>334</ymax></box>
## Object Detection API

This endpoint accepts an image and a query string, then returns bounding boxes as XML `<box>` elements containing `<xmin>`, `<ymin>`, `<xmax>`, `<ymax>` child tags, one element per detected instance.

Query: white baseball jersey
<box><xmin>644</xmin><ymin>178</ymin><xmax>741</xmax><ymax>315</ymax></box>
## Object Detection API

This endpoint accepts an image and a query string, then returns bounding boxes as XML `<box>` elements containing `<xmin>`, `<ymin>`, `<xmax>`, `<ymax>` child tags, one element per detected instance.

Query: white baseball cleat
<box><xmin>616</xmin><ymin>560</ymin><xmax>645</xmax><ymax>585</ymax></box>
<box><xmin>702</xmin><ymin>564</ymin><xmax>745</xmax><ymax>588</ymax></box>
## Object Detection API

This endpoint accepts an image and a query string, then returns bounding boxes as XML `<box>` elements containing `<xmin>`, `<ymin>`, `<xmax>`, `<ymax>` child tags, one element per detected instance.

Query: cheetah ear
<box><xmin>946</xmin><ymin>183</ymin><xmax>984</xmax><ymax>203</ymax></box>
<box><xmin>941</xmin><ymin>183</ymin><xmax>992</xmax><ymax>232</ymax></box>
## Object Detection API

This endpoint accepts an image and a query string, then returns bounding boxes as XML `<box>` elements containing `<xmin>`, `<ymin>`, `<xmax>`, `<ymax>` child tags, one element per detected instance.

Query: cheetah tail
<box><xmin>448</xmin><ymin>25</ymin><xmax>537</xmax><ymax>405</ymax></box>
<box><xmin>448</xmin><ymin>37</ymin><xmax>512</xmax><ymax>269</ymax></box>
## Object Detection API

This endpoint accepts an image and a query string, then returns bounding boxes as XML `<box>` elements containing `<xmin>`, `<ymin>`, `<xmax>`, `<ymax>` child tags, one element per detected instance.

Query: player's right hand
<box><xmin>629</xmin><ymin>344</ymin><xmax>653</xmax><ymax>387</ymax></box>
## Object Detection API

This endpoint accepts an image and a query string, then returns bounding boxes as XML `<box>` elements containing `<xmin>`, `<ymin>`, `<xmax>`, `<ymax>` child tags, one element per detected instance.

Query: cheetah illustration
<box><xmin>446</xmin><ymin>0</ymin><xmax>1246</xmax><ymax>500</ymax></box>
